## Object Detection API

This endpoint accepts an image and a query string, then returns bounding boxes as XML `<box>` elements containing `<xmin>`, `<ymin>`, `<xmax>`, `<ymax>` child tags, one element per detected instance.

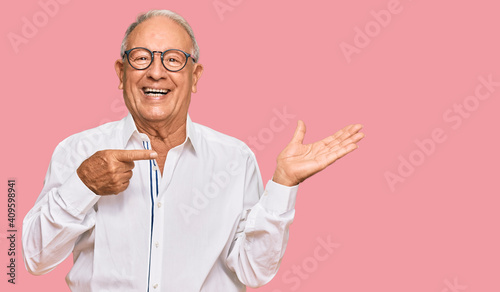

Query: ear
<box><xmin>191</xmin><ymin>63</ymin><xmax>204</xmax><ymax>93</ymax></box>
<box><xmin>114</xmin><ymin>59</ymin><xmax>125</xmax><ymax>90</ymax></box>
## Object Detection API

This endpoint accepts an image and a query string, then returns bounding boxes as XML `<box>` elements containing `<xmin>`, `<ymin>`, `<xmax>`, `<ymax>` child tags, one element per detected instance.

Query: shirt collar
<box><xmin>121</xmin><ymin>113</ymin><xmax>137</xmax><ymax>148</ymax></box>
<box><xmin>121</xmin><ymin>113</ymin><xmax>199</xmax><ymax>153</ymax></box>
<box><xmin>185</xmin><ymin>114</ymin><xmax>200</xmax><ymax>153</ymax></box>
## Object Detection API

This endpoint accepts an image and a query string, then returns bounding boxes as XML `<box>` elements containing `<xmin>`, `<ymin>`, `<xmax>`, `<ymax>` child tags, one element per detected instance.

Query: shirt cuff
<box><xmin>260</xmin><ymin>180</ymin><xmax>298</xmax><ymax>214</ymax></box>
<box><xmin>58</xmin><ymin>171</ymin><xmax>100</xmax><ymax>217</ymax></box>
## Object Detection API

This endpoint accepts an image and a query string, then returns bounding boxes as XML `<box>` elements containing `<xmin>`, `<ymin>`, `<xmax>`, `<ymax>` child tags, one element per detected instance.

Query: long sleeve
<box><xmin>226</xmin><ymin>153</ymin><xmax>298</xmax><ymax>288</ymax></box>
<box><xmin>22</xmin><ymin>143</ymin><xmax>100</xmax><ymax>275</ymax></box>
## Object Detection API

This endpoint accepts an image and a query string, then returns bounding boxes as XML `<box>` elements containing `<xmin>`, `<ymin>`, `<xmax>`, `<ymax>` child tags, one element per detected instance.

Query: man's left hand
<box><xmin>272</xmin><ymin>121</ymin><xmax>365</xmax><ymax>186</ymax></box>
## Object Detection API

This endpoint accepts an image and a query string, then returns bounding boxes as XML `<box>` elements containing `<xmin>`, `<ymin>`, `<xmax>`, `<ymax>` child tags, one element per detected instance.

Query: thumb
<box><xmin>290</xmin><ymin>120</ymin><xmax>306</xmax><ymax>144</ymax></box>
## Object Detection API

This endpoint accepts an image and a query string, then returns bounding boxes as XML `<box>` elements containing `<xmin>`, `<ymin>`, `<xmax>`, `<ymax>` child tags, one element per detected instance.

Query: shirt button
<box><xmin>155</xmin><ymin>242</ymin><xmax>159</xmax><ymax>248</ymax></box>
<box><xmin>153</xmin><ymin>284</ymin><xmax>158</xmax><ymax>289</ymax></box>
<box><xmin>157</xmin><ymin>202</ymin><xmax>162</xmax><ymax>208</ymax></box>
<box><xmin>153</xmin><ymin>165</ymin><xmax>158</xmax><ymax>171</ymax></box>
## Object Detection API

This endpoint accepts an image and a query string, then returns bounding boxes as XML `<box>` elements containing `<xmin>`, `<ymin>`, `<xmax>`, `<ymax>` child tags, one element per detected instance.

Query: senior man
<box><xmin>23</xmin><ymin>9</ymin><xmax>364</xmax><ymax>291</ymax></box>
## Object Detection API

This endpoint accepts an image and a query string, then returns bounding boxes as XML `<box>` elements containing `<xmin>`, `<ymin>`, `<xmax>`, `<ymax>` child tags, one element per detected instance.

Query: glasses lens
<box><xmin>163</xmin><ymin>50</ymin><xmax>187</xmax><ymax>71</ymax></box>
<box><xmin>128</xmin><ymin>48</ymin><xmax>152</xmax><ymax>69</ymax></box>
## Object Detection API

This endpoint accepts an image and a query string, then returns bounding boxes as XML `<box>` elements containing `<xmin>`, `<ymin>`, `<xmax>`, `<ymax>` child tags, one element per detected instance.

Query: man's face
<box><xmin>115</xmin><ymin>16</ymin><xmax>203</xmax><ymax>126</ymax></box>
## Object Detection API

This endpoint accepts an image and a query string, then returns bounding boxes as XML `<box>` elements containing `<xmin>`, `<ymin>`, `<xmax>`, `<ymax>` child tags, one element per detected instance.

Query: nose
<box><xmin>146</xmin><ymin>51</ymin><xmax>168</xmax><ymax>80</ymax></box>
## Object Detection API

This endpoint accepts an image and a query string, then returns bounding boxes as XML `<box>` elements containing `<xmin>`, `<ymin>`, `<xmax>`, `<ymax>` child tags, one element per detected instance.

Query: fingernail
<box><xmin>150</xmin><ymin>152</ymin><xmax>158</xmax><ymax>158</ymax></box>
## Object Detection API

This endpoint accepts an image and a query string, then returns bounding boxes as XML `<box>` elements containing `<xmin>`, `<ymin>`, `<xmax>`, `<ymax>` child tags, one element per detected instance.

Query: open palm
<box><xmin>272</xmin><ymin>121</ymin><xmax>365</xmax><ymax>186</ymax></box>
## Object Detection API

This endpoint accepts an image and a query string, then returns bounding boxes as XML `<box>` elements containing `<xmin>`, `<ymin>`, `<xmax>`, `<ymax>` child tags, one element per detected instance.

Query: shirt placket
<box><xmin>137</xmin><ymin>135</ymin><xmax>162</xmax><ymax>291</ymax></box>
<box><xmin>140</xmin><ymin>133</ymin><xmax>185</xmax><ymax>291</ymax></box>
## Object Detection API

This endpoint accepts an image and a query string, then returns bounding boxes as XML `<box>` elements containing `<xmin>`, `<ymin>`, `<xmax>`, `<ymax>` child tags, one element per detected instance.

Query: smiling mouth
<box><xmin>142</xmin><ymin>87</ymin><xmax>171</xmax><ymax>97</ymax></box>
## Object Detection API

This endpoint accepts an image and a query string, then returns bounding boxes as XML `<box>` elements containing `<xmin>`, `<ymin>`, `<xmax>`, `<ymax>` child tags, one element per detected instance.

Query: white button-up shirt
<box><xmin>23</xmin><ymin>113</ymin><xmax>298</xmax><ymax>291</ymax></box>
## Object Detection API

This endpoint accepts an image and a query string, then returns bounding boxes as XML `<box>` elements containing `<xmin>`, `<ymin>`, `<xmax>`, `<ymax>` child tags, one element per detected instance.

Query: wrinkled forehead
<box><xmin>127</xmin><ymin>16</ymin><xmax>193</xmax><ymax>52</ymax></box>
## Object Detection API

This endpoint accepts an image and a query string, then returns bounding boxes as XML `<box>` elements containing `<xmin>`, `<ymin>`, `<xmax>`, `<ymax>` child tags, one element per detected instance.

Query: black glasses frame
<box><xmin>123</xmin><ymin>47</ymin><xmax>196</xmax><ymax>72</ymax></box>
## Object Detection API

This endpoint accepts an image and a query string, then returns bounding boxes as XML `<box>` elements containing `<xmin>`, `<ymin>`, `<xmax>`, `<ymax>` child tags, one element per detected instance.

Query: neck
<box><xmin>133</xmin><ymin>114</ymin><xmax>188</xmax><ymax>150</ymax></box>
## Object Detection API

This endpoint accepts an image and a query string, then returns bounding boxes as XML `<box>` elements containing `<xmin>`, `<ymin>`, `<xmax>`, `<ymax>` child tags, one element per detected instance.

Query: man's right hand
<box><xmin>77</xmin><ymin>149</ymin><xmax>157</xmax><ymax>196</ymax></box>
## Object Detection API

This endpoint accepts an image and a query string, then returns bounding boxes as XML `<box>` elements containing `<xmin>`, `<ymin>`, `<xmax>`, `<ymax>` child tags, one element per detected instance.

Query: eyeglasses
<box><xmin>123</xmin><ymin>47</ymin><xmax>196</xmax><ymax>72</ymax></box>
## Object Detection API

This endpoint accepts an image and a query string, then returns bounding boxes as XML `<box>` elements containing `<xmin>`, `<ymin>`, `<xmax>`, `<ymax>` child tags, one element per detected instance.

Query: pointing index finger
<box><xmin>114</xmin><ymin>150</ymin><xmax>158</xmax><ymax>162</ymax></box>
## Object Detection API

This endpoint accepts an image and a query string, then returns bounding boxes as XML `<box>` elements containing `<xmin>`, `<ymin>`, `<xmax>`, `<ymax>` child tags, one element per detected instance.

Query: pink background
<box><xmin>1</xmin><ymin>0</ymin><xmax>499</xmax><ymax>291</ymax></box>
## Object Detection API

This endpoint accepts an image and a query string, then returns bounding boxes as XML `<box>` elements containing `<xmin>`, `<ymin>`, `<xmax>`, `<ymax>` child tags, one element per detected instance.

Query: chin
<box><xmin>140</xmin><ymin>109</ymin><xmax>174</xmax><ymax>123</ymax></box>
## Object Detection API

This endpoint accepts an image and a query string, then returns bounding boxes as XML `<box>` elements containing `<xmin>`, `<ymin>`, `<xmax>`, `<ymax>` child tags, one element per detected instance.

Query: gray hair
<box><xmin>120</xmin><ymin>10</ymin><xmax>200</xmax><ymax>61</ymax></box>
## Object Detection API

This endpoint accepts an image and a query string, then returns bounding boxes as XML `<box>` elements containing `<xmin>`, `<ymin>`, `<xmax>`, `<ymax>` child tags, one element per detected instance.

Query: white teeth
<box><xmin>144</xmin><ymin>88</ymin><xmax>169</xmax><ymax>94</ymax></box>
